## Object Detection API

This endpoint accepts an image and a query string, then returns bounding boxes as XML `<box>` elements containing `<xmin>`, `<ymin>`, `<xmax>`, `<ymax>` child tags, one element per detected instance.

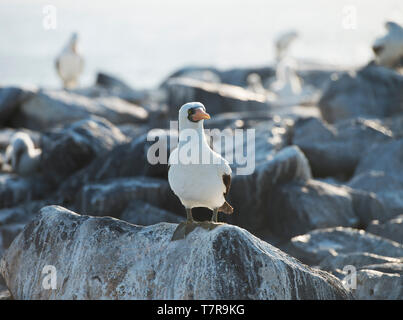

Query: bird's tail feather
<box><xmin>219</xmin><ymin>201</ymin><xmax>233</xmax><ymax>214</ymax></box>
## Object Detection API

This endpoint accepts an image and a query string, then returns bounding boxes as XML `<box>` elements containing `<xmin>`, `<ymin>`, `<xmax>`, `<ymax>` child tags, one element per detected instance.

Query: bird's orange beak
<box><xmin>192</xmin><ymin>108</ymin><xmax>210</xmax><ymax>121</ymax></box>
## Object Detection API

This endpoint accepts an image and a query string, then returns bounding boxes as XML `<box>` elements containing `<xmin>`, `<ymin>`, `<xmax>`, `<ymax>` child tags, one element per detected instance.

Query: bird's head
<box><xmin>178</xmin><ymin>102</ymin><xmax>210</xmax><ymax>130</ymax></box>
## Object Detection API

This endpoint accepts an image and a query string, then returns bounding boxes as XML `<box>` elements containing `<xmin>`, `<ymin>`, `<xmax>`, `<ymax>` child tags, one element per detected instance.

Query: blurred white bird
<box><xmin>372</xmin><ymin>21</ymin><xmax>403</xmax><ymax>68</ymax></box>
<box><xmin>6</xmin><ymin>132</ymin><xmax>41</xmax><ymax>176</ymax></box>
<box><xmin>275</xmin><ymin>30</ymin><xmax>298</xmax><ymax>63</ymax></box>
<box><xmin>55</xmin><ymin>32</ymin><xmax>84</xmax><ymax>89</ymax></box>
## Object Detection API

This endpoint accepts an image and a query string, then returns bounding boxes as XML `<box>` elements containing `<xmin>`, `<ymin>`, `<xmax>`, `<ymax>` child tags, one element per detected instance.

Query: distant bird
<box><xmin>275</xmin><ymin>30</ymin><xmax>298</xmax><ymax>63</ymax></box>
<box><xmin>55</xmin><ymin>32</ymin><xmax>84</xmax><ymax>89</ymax></box>
<box><xmin>372</xmin><ymin>21</ymin><xmax>403</xmax><ymax>68</ymax></box>
<box><xmin>246</xmin><ymin>73</ymin><xmax>266</xmax><ymax>94</ymax></box>
<box><xmin>5</xmin><ymin>132</ymin><xmax>41</xmax><ymax>176</ymax></box>
<box><xmin>168</xmin><ymin>102</ymin><xmax>233</xmax><ymax>234</ymax></box>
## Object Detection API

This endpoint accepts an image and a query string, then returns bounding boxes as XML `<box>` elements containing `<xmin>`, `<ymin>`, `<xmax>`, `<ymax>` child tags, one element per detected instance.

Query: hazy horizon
<box><xmin>1</xmin><ymin>0</ymin><xmax>402</xmax><ymax>89</ymax></box>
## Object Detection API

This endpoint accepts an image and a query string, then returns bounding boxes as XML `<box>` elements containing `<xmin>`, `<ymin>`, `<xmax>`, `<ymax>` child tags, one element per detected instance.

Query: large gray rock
<box><xmin>319</xmin><ymin>252</ymin><xmax>402</xmax><ymax>273</ymax></box>
<box><xmin>120</xmin><ymin>200</ymin><xmax>182</xmax><ymax>225</ymax></box>
<box><xmin>76</xmin><ymin>177</ymin><xmax>182</xmax><ymax>218</ymax></box>
<box><xmin>354</xmin><ymin>139</ymin><xmax>403</xmax><ymax>184</ymax></box>
<box><xmin>40</xmin><ymin>118</ymin><xmax>127</xmax><ymax>185</ymax></box>
<box><xmin>227</xmin><ymin>146</ymin><xmax>312</xmax><ymax>232</ymax></box>
<box><xmin>59</xmin><ymin>130</ymin><xmax>178</xmax><ymax>200</ymax></box>
<box><xmin>292</xmin><ymin>117</ymin><xmax>393</xmax><ymax>178</ymax></box>
<box><xmin>289</xmin><ymin>227</ymin><xmax>403</xmax><ymax>265</ymax></box>
<box><xmin>0</xmin><ymin>86</ymin><xmax>36</xmax><ymax>126</ymax></box>
<box><xmin>318</xmin><ymin>64</ymin><xmax>403</xmax><ymax>123</ymax></box>
<box><xmin>0</xmin><ymin>174</ymin><xmax>49</xmax><ymax>209</ymax></box>
<box><xmin>348</xmin><ymin>171</ymin><xmax>403</xmax><ymax>218</ymax></box>
<box><xmin>0</xmin><ymin>205</ymin><xmax>352</xmax><ymax>300</ymax></box>
<box><xmin>11</xmin><ymin>89</ymin><xmax>148</xmax><ymax>130</ymax></box>
<box><xmin>366</xmin><ymin>215</ymin><xmax>403</xmax><ymax>244</ymax></box>
<box><xmin>165</xmin><ymin>77</ymin><xmax>269</xmax><ymax>118</ymax></box>
<box><xmin>354</xmin><ymin>269</ymin><xmax>402</xmax><ymax>300</ymax></box>
<box><xmin>266</xmin><ymin>179</ymin><xmax>359</xmax><ymax>239</ymax></box>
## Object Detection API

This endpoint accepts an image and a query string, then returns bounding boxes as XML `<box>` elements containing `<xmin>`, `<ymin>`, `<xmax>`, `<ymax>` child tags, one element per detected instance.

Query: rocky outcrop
<box><xmin>165</xmin><ymin>77</ymin><xmax>269</xmax><ymax>118</ymax></box>
<box><xmin>289</xmin><ymin>227</ymin><xmax>403</xmax><ymax>265</ymax></box>
<box><xmin>292</xmin><ymin>117</ymin><xmax>393</xmax><ymax>178</ymax></box>
<box><xmin>40</xmin><ymin>118</ymin><xmax>127</xmax><ymax>185</ymax></box>
<box><xmin>366</xmin><ymin>215</ymin><xmax>403</xmax><ymax>244</ymax></box>
<box><xmin>0</xmin><ymin>174</ymin><xmax>49</xmax><ymax>210</ymax></box>
<box><xmin>318</xmin><ymin>64</ymin><xmax>403</xmax><ymax>123</ymax></box>
<box><xmin>0</xmin><ymin>205</ymin><xmax>352</xmax><ymax>300</ymax></box>
<box><xmin>120</xmin><ymin>200</ymin><xmax>182</xmax><ymax>225</ymax></box>
<box><xmin>10</xmin><ymin>89</ymin><xmax>148</xmax><ymax>130</ymax></box>
<box><xmin>227</xmin><ymin>146</ymin><xmax>311</xmax><ymax>232</ymax></box>
<box><xmin>266</xmin><ymin>180</ymin><xmax>359</xmax><ymax>239</ymax></box>
<box><xmin>76</xmin><ymin>177</ymin><xmax>182</xmax><ymax>218</ymax></box>
<box><xmin>354</xmin><ymin>269</ymin><xmax>402</xmax><ymax>300</ymax></box>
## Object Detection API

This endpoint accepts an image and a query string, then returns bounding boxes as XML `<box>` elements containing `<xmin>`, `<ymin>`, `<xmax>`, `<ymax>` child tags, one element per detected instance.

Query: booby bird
<box><xmin>372</xmin><ymin>21</ymin><xmax>403</xmax><ymax>69</ymax></box>
<box><xmin>55</xmin><ymin>32</ymin><xmax>84</xmax><ymax>89</ymax></box>
<box><xmin>168</xmin><ymin>102</ymin><xmax>233</xmax><ymax>239</ymax></box>
<box><xmin>275</xmin><ymin>30</ymin><xmax>298</xmax><ymax>63</ymax></box>
<box><xmin>5</xmin><ymin>132</ymin><xmax>41</xmax><ymax>176</ymax></box>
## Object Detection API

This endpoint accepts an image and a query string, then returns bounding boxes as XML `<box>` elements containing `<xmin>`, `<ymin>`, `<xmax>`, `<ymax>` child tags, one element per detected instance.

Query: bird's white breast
<box><xmin>168</xmin><ymin>159</ymin><xmax>226</xmax><ymax>210</ymax></box>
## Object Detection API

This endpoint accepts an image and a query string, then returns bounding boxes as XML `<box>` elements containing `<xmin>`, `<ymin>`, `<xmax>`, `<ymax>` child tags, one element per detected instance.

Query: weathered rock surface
<box><xmin>227</xmin><ymin>146</ymin><xmax>312</xmax><ymax>232</ymax></box>
<box><xmin>348</xmin><ymin>171</ymin><xmax>403</xmax><ymax>218</ymax></box>
<box><xmin>292</xmin><ymin>117</ymin><xmax>393</xmax><ymax>178</ymax></box>
<box><xmin>76</xmin><ymin>177</ymin><xmax>182</xmax><ymax>218</ymax></box>
<box><xmin>59</xmin><ymin>130</ymin><xmax>178</xmax><ymax>200</ymax></box>
<box><xmin>354</xmin><ymin>139</ymin><xmax>403</xmax><ymax>184</ymax></box>
<box><xmin>289</xmin><ymin>227</ymin><xmax>403</xmax><ymax>265</ymax></box>
<box><xmin>0</xmin><ymin>174</ymin><xmax>49</xmax><ymax>209</ymax></box>
<box><xmin>11</xmin><ymin>89</ymin><xmax>148</xmax><ymax>130</ymax></box>
<box><xmin>0</xmin><ymin>205</ymin><xmax>352</xmax><ymax>300</ymax></box>
<box><xmin>366</xmin><ymin>215</ymin><xmax>403</xmax><ymax>244</ymax></box>
<box><xmin>120</xmin><ymin>200</ymin><xmax>182</xmax><ymax>225</ymax></box>
<box><xmin>267</xmin><ymin>179</ymin><xmax>359</xmax><ymax>239</ymax></box>
<box><xmin>319</xmin><ymin>252</ymin><xmax>403</xmax><ymax>272</ymax></box>
<box><xmin>40</xmin><ymin>118</ymin><xmax>127</xmax><ymax>185</ymax></box>
<box><xmin>354</xmin><ymin>269</ymin><xmax>402</xmax><ymax>300</ymax></box>
<box><xmin>165</xmin><ymin>77</ymin><xmax>269</xmax><ymax>118</ymax></box>
<box><xmin>318</xmin><ymin>64</ymin><xmax>403</xmax><ymax>123</ymax></box>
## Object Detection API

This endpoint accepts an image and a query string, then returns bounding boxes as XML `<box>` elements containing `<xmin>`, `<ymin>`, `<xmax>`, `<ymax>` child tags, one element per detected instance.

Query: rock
<box><xmin>0</xmin><ymin>205</ymin><xmax>352</xmax><ymax>299</ymax></box>
<box><xmin>362</xmin><ymin>262</ymin><xmax>403</xmax><ymax>276</ymax></box>
<box><xmin>266</xmin><ymin>179</ymin><xmax>359</xmax><ymax>239</ymax></box>
<box><xmin>95</xmin><ymin>72</ymin><xmax>148</xmax><ymax>104</ymax></box>
<box><xmin>354</xmin><ymin>139</ymin><xmax>403</xmax><ymax>184</ymax></box>
<box><xmin>227</xmin><ymin>146</ymin><xmax>311</xmax><ymax>232</ymax></box>
<box><xmin>0</xmin><ymin>174</ymin><xmax>49</xmax><ymax>209</ymax></box>
<box><xmin>366</xmin><ymin>215</ymin><xmax>403</xmax><ymax>244</ymax></box>
<box><xmin>0</xmin><ymin>223</ymin><xmax>26</xmax><ymax>256</ymax></box>
<box><xmin>292</xmin><ymin>117</ymin><xmax>393</xmax><ymax>178</ymax></box>
<box><xmin>354</xmin><ymin>269</ymin><xmax>402</xmax><ymax>299</ymax></box>
<box><xmin>348</xmin><ymin>171</ymin><xmax>403</xmax><ymax>218</ymax></box>
<box><xmin>289</xmin><ymin>227</ymin><xmax>403</xmax><ymax>265</ymax></box>
<box><xmin>40</xmin><ymin>118</ymin><xmax>127</xmax><ymax>185</ymax></box>
<box><xmin>120</xmin><ymin>200</ymin><xmax>182</xmax><ymax>225</ymax></box>
<box><xmin>318</xmin><ymin>64</ymin><xmax>403</xmax><ymax>123</ymax></box>
<box><xmin>0</xmin><ymin>86</ymin><xmax>36</xmax><ymax>126</ymax></box>
<box><xmin>59</xmin><ymin>130</ymin><xmax>178</xmax><ymax>200</ymax></box>
<box><xmin>319</xmin><ymin>252</ymin><xmax>402</xmax><ymax>273</ymax></box>
<box><xmin>76</xmin><ymin>177</ymin><xmax>182</xmax><ymax>218</ymax></box>
<box><xmin>165</xmin><ymin>77</ymin><xmax>269</xmax><ymax>118</ymax></box>
<box><xmin>11</xmin><ymin>89</ymin><xmax>148</xmax><ymax>130</ymax></box>
<box><xmin>0</xmin><ymin>200</ymin><xmax>55</xmax><ymax>226</ymax></box>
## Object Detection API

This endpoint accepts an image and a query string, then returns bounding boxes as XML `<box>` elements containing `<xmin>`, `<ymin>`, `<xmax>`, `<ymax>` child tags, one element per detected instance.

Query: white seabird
<box><xmin>168</xmin><ymin>102</ymin><xmax>233</xmax><ymax>231</ymax></box>
<box><xmin>5</xmin><ymin>132</ymin><xmax>41</xmax><ymax>176</ymax></box>
<box><xmin>55</xmin><ymin>32</ymin><xmax>84</xmax><ymax>89</ymax></box>
<box><xmin>372</xmin><ymin>21</ymin><xmax>403</xmax><ymax>68</ymax></box>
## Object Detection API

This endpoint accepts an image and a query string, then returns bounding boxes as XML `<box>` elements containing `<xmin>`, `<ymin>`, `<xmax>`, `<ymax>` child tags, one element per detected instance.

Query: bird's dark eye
<box><xmin>188</xmin><ymin>109</ymin><xmax>192</xmax><ymax>115</ymax></box>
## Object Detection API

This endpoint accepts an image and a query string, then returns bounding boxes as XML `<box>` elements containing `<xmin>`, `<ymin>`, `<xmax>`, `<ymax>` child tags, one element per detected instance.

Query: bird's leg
<box><xmin>186</xmin><ymin>208</ymin><xmax>194</xmax><ymax>223</ymax></box>
<box><xmin>211</xmin><ymin>208</ymin><xmax>219</xmax><ymax>223</ymax></box>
